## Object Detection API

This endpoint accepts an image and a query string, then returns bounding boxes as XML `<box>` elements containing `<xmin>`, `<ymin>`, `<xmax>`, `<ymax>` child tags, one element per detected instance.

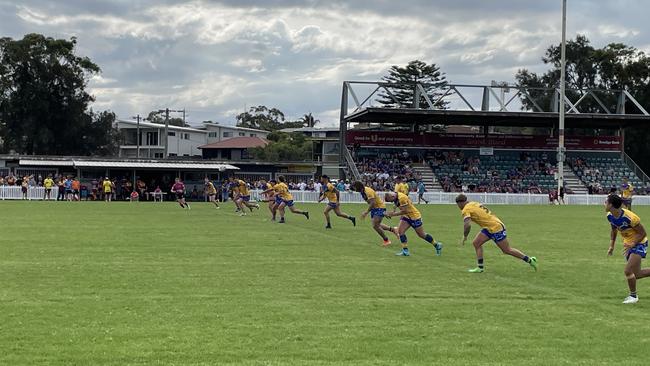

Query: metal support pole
<box><xmin>339</xmin><ymin>82</ymin><xmax>349</xmax><ymax>180</ymax></box>
<box><xmin>414</xmin><ymin>82</ymin><xmax>420</xmax><ymax>109</ymax></box>
<box><xmin>557</xmin><ymin>0</ymin><xmax>567</xmax><ymax>197</ymax></box>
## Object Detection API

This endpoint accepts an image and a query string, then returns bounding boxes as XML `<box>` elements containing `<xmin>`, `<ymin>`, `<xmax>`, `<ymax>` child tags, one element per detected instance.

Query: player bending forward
<box><xmin>318</xmin><ymin>175</ymin><xmax>355</xmax><ymax>229</ymax></box>
<box><xmin>455</xmin><ymin>194</ymin><xmax>536</xmax><ymax>273</ymax></box>
<box><xmin>605</xmin><ymin>194</ymin><xmax>650</xmax><ymax>304</ymax></box>
<box><xmin>204</xmin><ymin>178</ymin><xmax>220</xmax><ymax>209</ymax></box>
<box><xmin>352</xmin><ymin>181</ymin><xmax>396</xmax><ymax>247</ymax></box>
<box><xmin>259</xmin><ymin>179</ymin><xmax>277</xmax><ymax>220</ymax></box>
<box><xmin>229</xmin><ymin>177</ymin><xmax>260</xmax><ymax>216</ymax></box>
<box><xmin>265</xmin><ymin>176</ymin><xmax>309</xmax><ymax>223</ymax></box>
<box><xmin>384</xmin><ymin>191</ymin><xmax>442</xmax><ymax>257</ymax></box>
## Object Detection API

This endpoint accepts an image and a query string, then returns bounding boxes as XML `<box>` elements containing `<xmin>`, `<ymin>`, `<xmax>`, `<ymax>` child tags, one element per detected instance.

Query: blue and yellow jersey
<box><xmin>236</xmin><ymin>179</ymin><xmax>249</xmax><ymax>196</ymax></box>
<box><xmin>262</xmin><ymin>182</ymin><xmax>274</xmax><ymax>198</ymax></box>
<box><xmin>229</xmin><ymin>181</ymin><xmax>239</xmax><ymax>194</ymax></box>
<box><xmin>394</xmin><ymin>192</ymin><xmax>421</xmax><ymax>220</ymax></box>
<box><xmin>461</xmin><ymin>201</ymin><xmax>505</xmax><ymax>234</ymax></box>
<box><xmin>322</xmin><ymin>183</ymin><xmax>338</xmax><ymax>203</ymax></box>
<box><xmin>274</xmin><ymin>182</ymin><xmax>293</xmax><ymax>201</ymax></box>
<box><xmin>205</xmin><ymin>181</ymin><xmax>217</xmax><ymax>194</ymax></box>
<box><xmin>622</xmin><ymin>184</ymin><xmax>634</xmax><ymax>199</ymax></box>
<box><xmin>395</xmin><ymin>182</ymin><xmax>409</xmax><ymax>195</ymax></box>
<box><xmin>608</xmin><ymin>209</ymin><xmax>647</xmax><ymax>247</ymax></box>
<box><xmin>361</xmin><ymin>186</ymin><xmax>385</xmax><ymax>209</ymax></box>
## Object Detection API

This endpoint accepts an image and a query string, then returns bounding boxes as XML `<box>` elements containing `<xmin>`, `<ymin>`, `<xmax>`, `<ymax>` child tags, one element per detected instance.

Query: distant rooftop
<box><xmin>199</xmin><ymin>137</ymin><xmax>269</xmax><ymax>149</ymax></box>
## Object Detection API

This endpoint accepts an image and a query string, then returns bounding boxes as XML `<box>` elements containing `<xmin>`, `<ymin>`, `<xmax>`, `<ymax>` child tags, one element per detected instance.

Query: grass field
<box><xmin>2</xmin><ymin>200</ymin><xmax>650</xmax><ymax>365</ymax></box>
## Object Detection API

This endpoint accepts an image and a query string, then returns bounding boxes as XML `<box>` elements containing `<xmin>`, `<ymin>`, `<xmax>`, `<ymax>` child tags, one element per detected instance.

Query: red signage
<box><xmin>346</xmin><ymin>131</ymin><xmax>621</xmax><ymax>151</ymax></box>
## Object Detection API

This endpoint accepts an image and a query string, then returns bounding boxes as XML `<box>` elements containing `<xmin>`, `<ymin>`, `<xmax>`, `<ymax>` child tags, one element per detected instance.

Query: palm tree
<box><xmin>301</xmin><ymin>113</ymin><xmax>320</xmax><ymax>127</ymax></box>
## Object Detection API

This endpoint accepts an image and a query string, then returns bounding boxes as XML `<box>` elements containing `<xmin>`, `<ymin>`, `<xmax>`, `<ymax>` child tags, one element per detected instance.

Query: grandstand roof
<box><xmin>344</xmin><ymin>108</ymin><xmax>650</xmax><ymax>129</ymax></box>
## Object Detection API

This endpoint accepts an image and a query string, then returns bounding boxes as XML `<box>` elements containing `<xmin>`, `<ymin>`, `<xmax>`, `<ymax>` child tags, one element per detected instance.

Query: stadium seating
<box><xmin>569</xmin><ymin>155</ymin><xmax>647</xmax><ymax>194</ymax></box>
<box><xmin>430</xmin><ymin>150</ymin><xmax>558</xmax><ymax>193</ymax></box>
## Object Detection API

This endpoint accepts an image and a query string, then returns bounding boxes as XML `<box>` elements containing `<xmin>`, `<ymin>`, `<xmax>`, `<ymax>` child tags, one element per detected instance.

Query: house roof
<box><xmin>118</xmin><ymin>119</ymin><xmax>207</xmax><ymax>133</ymax></box>
<box><xmin>279</xmin><ymin>126</ymin><xmax>340</xmax><ymax>133</ymax></box>
<box><xmin>201</xmin><ymin>122</ymin><xmax>270</xmax><ymax>134</ymax></box>
<box><xmin>199</xmin><ymin>137</ymin><xmax>269</xmax><ymax>149</ymax></box>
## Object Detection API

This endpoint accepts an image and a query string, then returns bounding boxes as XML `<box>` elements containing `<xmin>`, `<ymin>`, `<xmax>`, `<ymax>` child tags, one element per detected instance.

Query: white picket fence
<box><xmin>1</xmin><ymin>186</ymin><xmax>648</xmax><ymax>205</ymax></box>
<box><xmin>0</xmin><ymin>186</ymin><xmax>61</xmax><ymax>200</ymax></box>
<box><xmin>248</xmin><ymin>190</ymin><xmax>650</xmax><ymax>206</ymax></box>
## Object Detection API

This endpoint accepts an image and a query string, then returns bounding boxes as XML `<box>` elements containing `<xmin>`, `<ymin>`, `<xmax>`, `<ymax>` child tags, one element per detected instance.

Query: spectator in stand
<box><xmin>102</xmin><ymin>177</ymin><xmax>113</xmax><ymax>202</ymax></box>
<box><xmin>417</xmin><ymin>180</ymin><xmax>428</xmax><ymax>204</ymax></box>
<box><xmin>64</xmin><ymin>176</ymin><xmax>73</xmax><ymax>201</ymax></box>
<box><xmin>137</xmin><ymin>179</ymin><xmax>147</xmax><ymax>199</ymax></box>
<box><xmin>43</xmin><ymin>175</ymin><xmax>54</xmax><ymax>200</ymax></box>
<box><xmin>71</xmin><ymin>178</ymin><xmax>81</xmax><ymax>201</ymax></box>
<box><xmin>56</xmin><ymin>177</ymin><xmax>65</xmax><ymax>201</ymax></box>
<box><xmin>336</xmin><ymin>179</ymin><xmax>346</xmax><ymax>192</ymax></box>
<box><xmin>21</xmin><ymin>176</ymin><xmax>29</xmax><ymax>200</ymax></box>
<box><xmin>91</xmin><ymin>178</ymin><xmax>99</xmax><ymax>201</ymax></box>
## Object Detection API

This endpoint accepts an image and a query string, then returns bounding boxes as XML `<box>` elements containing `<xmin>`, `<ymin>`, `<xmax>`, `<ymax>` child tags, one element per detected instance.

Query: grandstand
<box><xmin>569</xmin><ymin>153</ymin><xmax>650</xmax><ymax>194</ymax></box>
<box><xmin>430</xmin><ymin>150</ymin><xmax>558</xmax><ymax>193</ymax></box>
<box><xmin>338</xmin><ymin>81</ymin><xmax>650</xmax><ymax>198</ymax></box>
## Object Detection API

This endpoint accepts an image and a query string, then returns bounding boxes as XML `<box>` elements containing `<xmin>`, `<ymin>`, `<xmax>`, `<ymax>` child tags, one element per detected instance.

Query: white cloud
<box><xmin>3</xmin><ymin>0</ymin><xmax>649</xmax><ymax>125</ymax></box>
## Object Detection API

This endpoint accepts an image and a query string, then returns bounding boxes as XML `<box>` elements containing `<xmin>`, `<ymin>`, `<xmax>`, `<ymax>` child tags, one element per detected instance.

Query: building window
<box><xmin>183</xmin><ymin>133</ymin><xmax>190</xmax><ymax>140</ymax></box>
<box><xmin>223</xmin><ymin>132</ymin><xmax>232</xmax><ymax>138</ymax></box>
<box><xmin>208</xmin><ymin>132</ymin><xmax>218</xmax><ymax>138</ymax></box>
<box><xmin>250</xmin><ymin>133</ymin><xmax>257</xmax><ymax>137</ymax></box>
<box><xmin>146</xmin><ymin>132</ymin><xmax>158</xmax><ymax>146</ymax></box>
<box><xmin>238</xmin><ymin>132</ymin><xmax>246</xmax><ymax>136</ymax></box>
<box><xmin>168</xmin><ymin>132</ymin><xmax>176</xmax><ymax>136</ymax></box>
<box><xmin>154</xmin><ymin>153</ymin><xmax>164</xmax><ymax>158</ymax></box>
<box><xmin>168</xmin><ymin>153</ymin><xmax>177</xmax><ymax>157</ymax></box>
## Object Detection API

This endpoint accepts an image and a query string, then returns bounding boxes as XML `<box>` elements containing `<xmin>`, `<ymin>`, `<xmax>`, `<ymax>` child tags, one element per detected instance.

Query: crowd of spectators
<box><xmin>570</xmin><ymin>157</ymin><xmax>650</xmax><ymax>195</ymax></box>
<box><xmin>430</xmin><ymin>150</ymin><xmax>560</xmax><ymax>194</ymax></box>
<box><xmin>356</xmin><ymin>151</ymin><xmax>422</xmax><ymax>191</ymax></box>
<box><xmin>0</xmin><ymin>173</ymin><xmax>171</xmax><ymax>201</ymax></box>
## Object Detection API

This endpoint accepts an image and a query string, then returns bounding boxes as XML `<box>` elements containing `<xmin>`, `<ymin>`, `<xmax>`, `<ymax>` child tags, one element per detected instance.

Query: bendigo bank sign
<box><xmin>346</xmin><ymin>131</ymin><xmax>621</xmax><ymax>151</ymax></box>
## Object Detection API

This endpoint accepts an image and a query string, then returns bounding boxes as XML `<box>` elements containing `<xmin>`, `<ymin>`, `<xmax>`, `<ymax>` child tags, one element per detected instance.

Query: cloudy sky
<box><xmin>0</xmin><ymin>0</ymin><xmax>647</xmax><ymax>126</ymax></box>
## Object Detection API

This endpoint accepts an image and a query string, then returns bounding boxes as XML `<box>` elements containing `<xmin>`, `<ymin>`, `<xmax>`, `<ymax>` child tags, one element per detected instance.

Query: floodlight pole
<box><xmin>557</xmin><ymin>0</ymin><xmax>567</xmax><ymax>197</ymax></box>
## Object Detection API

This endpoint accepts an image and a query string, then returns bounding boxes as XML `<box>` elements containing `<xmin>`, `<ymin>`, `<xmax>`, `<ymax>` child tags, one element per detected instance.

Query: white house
<box><xmin>117</xmin><ymin>120</ymin><xmax>269</xmax><ymax>159</ymax></box>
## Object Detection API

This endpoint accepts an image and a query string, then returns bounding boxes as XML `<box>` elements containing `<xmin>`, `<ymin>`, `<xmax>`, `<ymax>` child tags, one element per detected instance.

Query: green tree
<box><xmin>82</xmin><ymin>110</ymin><xmax>120</xmax><ymax>156</ymax></box>
<box><xmin>145</xmin><ymin>110</ymin><xmax>186</xmax><ymax>127</ymax></box>
<box><xmin>516</xmin><ymin>35</ymin><xmax>650</xmax><ymax>172</ymax></box>
<box><xmin>250</xmin><ymin>132</ymin><xmax>311</xmax><ymax>162</ymax></box>
<box><xmin>236</xmin><ymin>105</ymin><xmax>285</xmax><ymax>131</ymax></box>
<box><xmin>0</xmin><ymin>34</ymin><xmax>119</xmax><ymax>155</ymax></box>
<box><xmin>515</xmin><ymin>35</ymin><xmax>650</xmax><ymax>114</ymax></box>
<box><xmin>236</xmin><ymin>105</ymin><xmax>307</xmax><ymax>131</ymax></box>
<box><xmin>300</xmin><ymin>113</ymin><xmax>319</xmax><ymax>128</ymax></box>
<box><xmin>377</xmin><ymin>60</ymin><xmax>449</xmax><ymax>109</ymax></box>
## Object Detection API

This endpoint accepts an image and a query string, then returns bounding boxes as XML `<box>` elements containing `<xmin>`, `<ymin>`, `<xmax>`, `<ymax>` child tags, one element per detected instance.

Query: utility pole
<box><xmin>557</xmin><ymin>0</ymin><xmax>567</xmax><ymax>197</ymax></box>
<box><xmin>165</xmin><ymin>108</ymin><xmax>170</xmax><ymax>158</ymax></box>
<box><xmin>131</xmin><ymin>114</ymin><xmax>141</xmax><ymax>158</ymax></box>
<box><xmin>157</xmin><ymin>108</ymin><xmax>185</xmax><ymax>158</ymax></box>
